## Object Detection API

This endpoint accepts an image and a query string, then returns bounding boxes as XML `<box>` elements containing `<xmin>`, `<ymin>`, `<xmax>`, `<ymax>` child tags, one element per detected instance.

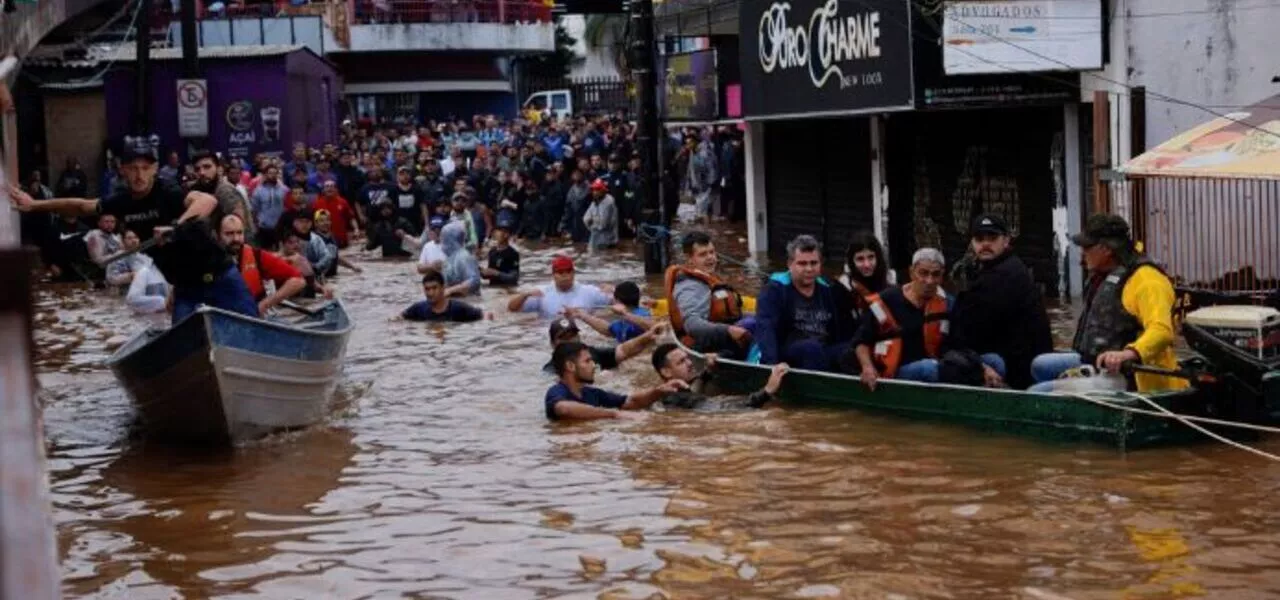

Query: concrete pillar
<box><xmin>870</xmin><ymin>115</ymin><xmax>888</xmax><ymax>261</ymax></box>
<box><xmin>1062</xmin><ymin>103</ymin><xmax>1083</xmax><ymax>298</ymax></box>
<box><xmin>743</xmin><ymin>120</ymin><xmax>768</xmax><ymax>255</ymax></box>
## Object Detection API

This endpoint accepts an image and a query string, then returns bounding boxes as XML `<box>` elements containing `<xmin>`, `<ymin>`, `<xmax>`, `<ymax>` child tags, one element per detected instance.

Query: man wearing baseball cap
<box><xmin>582</xmin><ymin>178</ymin><xmax>618</xmax><ymax>250</ymax></box>
<box><xmin>481</xmin><ymin>211</ymin><xmax>520</xmax><ymax>286</ymax></box>
<box><xmin>949</xmin><ymin>214</ymin><xmax>1053</xmax><ymax>389</ymax></box>
<box><xmin>1029</xmin><ymin>213</ymin><xmax>1186</xmax><ymax>393</ymax></box>
<box><xmin>8</xmin><ymin>135</ymin><xmax>256</xmax><ymax>323</ymax></box>
<box><xmin>506</xmin><ymin>254</ymin><xmax>612</xmax><ymax>318</ymax></box>
<box><xmin>540</xmin><ymin>315</ymin><xmax>664</xmax><ymax>375</ymax></box>
<box><xmin>415</xmin><ymin>214</ymin><xmax>449</xmax><ymax>274</ymax></box>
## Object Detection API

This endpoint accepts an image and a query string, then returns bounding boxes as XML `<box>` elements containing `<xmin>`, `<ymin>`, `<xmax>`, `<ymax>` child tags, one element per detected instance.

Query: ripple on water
<box><xmin>34</xmin><ymin>234</ymin><xmax>1280</xmax><ymax>598</ymax></box>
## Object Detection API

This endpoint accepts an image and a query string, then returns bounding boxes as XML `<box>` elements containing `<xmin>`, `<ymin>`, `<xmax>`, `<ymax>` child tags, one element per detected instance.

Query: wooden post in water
<box><xmin>0</xmin><ymin>55</ymin><xmax>61</xmax><ymax>600</ymax></box>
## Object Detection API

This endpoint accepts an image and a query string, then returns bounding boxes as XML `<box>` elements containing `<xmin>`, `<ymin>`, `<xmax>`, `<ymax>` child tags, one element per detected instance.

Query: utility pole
<box><xmin>133</xmin><ymin>0</ymin><xmax>152</xmax><ymax>134</ymax></box>
<box><xmin>629</xmin><ymin>0</ymin><xmax>667</xmax><ymax>274</ymax></box>
<box><xmin>179</xmin><ymin>0</ymin><xmax>204</xmax><ymax>154</ymax></box>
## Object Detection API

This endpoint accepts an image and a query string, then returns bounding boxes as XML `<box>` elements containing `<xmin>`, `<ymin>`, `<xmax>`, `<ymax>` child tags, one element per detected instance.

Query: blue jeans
<box><xmin>782</xmin><ymin>339</ymin><xmax>851</xmax><ymax>372</ymax></box>
<box><xmin>172</xmin><ymin>265</ymin><xmax>259</xmax><ymax>324</ymax></box>
<box><xmin>1028</xmin><ymin>352</ymin><xmax>1084</xmax><ymax>392</ymax></box>
<box><xmin>896</xmin><ymin>353</ymin><xmax>1007</xmax><ymax>383</ymax></box>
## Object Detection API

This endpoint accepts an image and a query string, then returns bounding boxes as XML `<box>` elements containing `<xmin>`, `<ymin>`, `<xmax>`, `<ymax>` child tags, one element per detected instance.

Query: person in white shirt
<box><xmin>126</xmin><ymin>261</ymin><xmax>170</xmax><ymax>314</ymax></box>
<box><xmin>505</xmin><ymin>254</ymin><xmax>612</xmax><ymax>319</ymax></box>
<box><xmin>439</xmin><ymin>153</ymin><xmax>456</xmax><ymax>177</ymax></box>
<box><xmin>413</xmin><ymin>214</ymin><xmax>448</xmax><ymax>274</ymax></box>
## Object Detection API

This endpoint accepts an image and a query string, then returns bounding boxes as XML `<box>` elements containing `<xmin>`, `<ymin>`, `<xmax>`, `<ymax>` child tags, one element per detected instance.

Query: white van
<box><xmin>523</xmin><ymin>89</ymin><xmax>573</xmax><ymax>121</ymax></box>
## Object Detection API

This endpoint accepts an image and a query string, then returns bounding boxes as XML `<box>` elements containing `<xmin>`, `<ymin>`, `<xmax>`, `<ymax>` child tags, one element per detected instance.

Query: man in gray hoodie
<box><xmin>668</xmin><ymin>230</ymin><xmax>752</xmax><ymax>358</ymax></box>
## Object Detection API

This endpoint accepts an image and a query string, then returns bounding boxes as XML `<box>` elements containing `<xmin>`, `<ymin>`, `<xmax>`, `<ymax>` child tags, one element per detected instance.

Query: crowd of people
<box><xmin>16</xmin><ymin>113</ymin><xmax>745</xmax><ymax>294</ymax></box>
<box><xmin>9</xmin><ymin>111</ymin><xmax>1182</xmax><ymax>424</ymax></box>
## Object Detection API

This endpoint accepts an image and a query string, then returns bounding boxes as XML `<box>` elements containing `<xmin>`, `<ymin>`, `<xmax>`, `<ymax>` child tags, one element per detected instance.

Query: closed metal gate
<box><xmin>885</xmin><ymin>106</ymin><xmax>1064</xmax><ymax>296</ymax></box>
<box><xmin>764</xmin><ymin>118</ymin><xmax>874</xmax><ymax>263</ymax></box>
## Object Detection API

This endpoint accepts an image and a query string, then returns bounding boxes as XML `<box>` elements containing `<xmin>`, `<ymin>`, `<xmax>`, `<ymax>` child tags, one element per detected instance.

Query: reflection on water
<box><xmin>34</xmin><ymin>226</ymin><xmax>1280</xmax><ymax>598</ymax></box>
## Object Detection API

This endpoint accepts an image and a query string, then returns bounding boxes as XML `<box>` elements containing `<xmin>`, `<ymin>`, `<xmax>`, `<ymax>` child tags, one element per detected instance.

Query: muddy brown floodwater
<box><xmin>32</xmin><ymin>225</ymin><xmax>1280</xmax><ymax>599</ymax></box>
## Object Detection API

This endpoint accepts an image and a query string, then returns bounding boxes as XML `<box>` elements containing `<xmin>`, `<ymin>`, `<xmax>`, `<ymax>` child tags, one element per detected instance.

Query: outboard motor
<box><xmin>1183</xmin><ymin>305</ymin><xmax>1280</xmax><ymax>420</ymax></box>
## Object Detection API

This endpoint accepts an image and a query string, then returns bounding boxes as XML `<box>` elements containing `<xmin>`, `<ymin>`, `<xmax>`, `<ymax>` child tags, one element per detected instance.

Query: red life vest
<box><xmin>238</xmin><ymin>245</ymin><xmax>265</xmax><ymax>301</ymax></box>
<box><xmin>868</xmin><ymin>290</ymin><xmax>949</xmax><ymax>377</ymax></box>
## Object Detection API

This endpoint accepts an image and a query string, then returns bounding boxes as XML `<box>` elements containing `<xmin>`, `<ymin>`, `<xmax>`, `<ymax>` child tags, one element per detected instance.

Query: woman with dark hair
<box><xmin>839</xmin><ymin>231</ymin><xmax>896</xmax><ymax>316</ymax></box>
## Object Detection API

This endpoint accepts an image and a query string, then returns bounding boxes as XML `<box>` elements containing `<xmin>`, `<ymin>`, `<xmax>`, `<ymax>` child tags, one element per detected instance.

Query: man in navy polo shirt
<box><xmin>544</xmin><ymin>341</ymin><xmax>684</xmax><ymax>421</ymax></box>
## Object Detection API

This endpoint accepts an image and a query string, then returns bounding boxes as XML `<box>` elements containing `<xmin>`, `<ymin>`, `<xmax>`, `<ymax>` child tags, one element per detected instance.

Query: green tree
<box><xmin>582</xmin><ymin>13</ymin><xmax>631</xmax><ymax>79</ymax></box>
<box><xmin>522</xmin><ymin>18</ymin><xmax>579</xmax><ymax>79</ymax></box>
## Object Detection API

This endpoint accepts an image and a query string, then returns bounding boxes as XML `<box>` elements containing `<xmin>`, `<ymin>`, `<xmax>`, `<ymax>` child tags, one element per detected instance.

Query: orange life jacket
<box><xmin>664</xmin><ymin>265</ymin><xmax>744</xmax><ymax>344</ymax></box>
<box><xmin>867</xmin><ymin>290</ymin><xmax>949</xmax><ymax>377</ymax></box>
<box><xmin>848</xmin><ymin>279</ymin><xmax>874</xmax><ymax>315</ymax></box>
<box><xmin>238</xmin><ymin>245</ymin><xmax>265</xmax><ymax>301</ymax></box>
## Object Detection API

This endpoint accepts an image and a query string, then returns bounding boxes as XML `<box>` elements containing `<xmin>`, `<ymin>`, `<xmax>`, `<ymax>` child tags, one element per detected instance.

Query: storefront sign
<box><xmin>662</xmin><ymin>50</ymin><xmax>719</xmax><ymax>121</ymax></box>
<box><xmin>739</xmin><ymin>0</ymin><xmax>914</xmax><ymax>120</ymax></box>
<box><xmin>942</xmin><ymin>0</ymin><xmax>1103</xmax><ymax>75</ymax></box>
<box><xmin>225</xmin><ymin>100</ymin><xmax>256</xmax><ymax>157</ymax></box>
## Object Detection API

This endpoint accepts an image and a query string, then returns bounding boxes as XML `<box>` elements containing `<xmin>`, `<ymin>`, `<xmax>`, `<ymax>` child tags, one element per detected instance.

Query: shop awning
<box><xmin>1120</xmin><ymin>94</ymin><xmax>1280</xmax><ymax>180</ymax></box>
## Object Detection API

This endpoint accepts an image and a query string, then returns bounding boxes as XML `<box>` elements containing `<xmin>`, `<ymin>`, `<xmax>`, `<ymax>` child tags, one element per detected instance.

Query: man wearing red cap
<box><xmin>506</xmin><ymin>254</ymin><xmax>612</xmax><ymax>319</ymax></box>
<box><xmin>312</xmin><ymin>179</ymin><xmax>360</xmax><ymax>248</ymax></box>
<box><xmin>582</xmin><ymin>178</ymin><xmax>618</xmax><ymax>250</ymax></box>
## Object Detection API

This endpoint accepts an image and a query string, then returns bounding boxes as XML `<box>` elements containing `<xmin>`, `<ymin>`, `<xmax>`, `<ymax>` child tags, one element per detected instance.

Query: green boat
<box><xmin>678</xmin><ymin>305</ymin><xmax>1280</xmax><ymax>450</ymax></box>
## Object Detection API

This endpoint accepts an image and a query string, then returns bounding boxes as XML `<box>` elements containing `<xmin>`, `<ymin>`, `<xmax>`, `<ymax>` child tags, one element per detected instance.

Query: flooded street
<box><xmin>34</xmin><ymin>229</ymin><xmax>1280</xmax><ymax>599</ymax></box>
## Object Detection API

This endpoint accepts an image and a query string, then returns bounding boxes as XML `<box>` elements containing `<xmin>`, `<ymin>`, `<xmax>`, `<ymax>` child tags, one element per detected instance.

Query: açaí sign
<box><xmin>740</xmin><ymin>0</ymin><xmax>914</xmax><ymax>120</ymax></box>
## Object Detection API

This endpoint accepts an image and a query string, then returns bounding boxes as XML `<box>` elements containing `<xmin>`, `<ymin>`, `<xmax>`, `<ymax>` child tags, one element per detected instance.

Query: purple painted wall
<box><xmin>105</xmin><ymin>49</ymin><xmax>340</xmax><ymax>160</ymax></box>
<box><xmin>285</xmin><ymin>50</ymin><xmax>342</xmax><ymax>154</ymax></box>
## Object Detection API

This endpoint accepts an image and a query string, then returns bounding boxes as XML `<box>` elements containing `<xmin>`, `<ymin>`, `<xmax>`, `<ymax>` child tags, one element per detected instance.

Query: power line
<box><xmin>647</xmin><ymin>0</ymin><xmax>1280</xmax><ymax>131</ymax></box>
<box><xmin>926</xmin><ymin>2</ymin><xmax>1280</xmax><ymax>142</ymax></box>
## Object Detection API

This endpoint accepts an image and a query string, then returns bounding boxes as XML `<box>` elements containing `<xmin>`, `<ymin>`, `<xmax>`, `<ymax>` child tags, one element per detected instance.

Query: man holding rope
<box><xmin>7</xmin><ymin>135</ymin><xmax>257</xmax><ymax>323</ymax></box>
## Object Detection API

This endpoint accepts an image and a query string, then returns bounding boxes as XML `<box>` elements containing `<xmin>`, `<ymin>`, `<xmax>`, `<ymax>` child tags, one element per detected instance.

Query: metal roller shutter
<box><xmin>765</xmin><ymin>121</ymin><xmax>824</xmax><ymax>257</ymax></box>
<box><xmin>764</xmin><ymin>119</ymin><xmax>874</xmax><ymax>262</ymax></box>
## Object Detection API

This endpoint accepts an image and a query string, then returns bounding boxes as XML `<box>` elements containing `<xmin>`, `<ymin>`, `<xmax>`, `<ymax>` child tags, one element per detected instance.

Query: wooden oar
<box><xmin>280</xmin><ymin>299</ymin><xmax>328</xmax><ymax>316</ymax></box>
<box><xmin>98</xmin><ymin>235</ymin><xmax>162</xmax><ymax>266</ymax></box>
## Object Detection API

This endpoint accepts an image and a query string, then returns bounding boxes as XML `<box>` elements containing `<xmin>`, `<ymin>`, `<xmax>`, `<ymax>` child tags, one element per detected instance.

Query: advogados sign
<box><xmin>740</xmin><ymin>0</ymin><xmax>914</xmax><ymax>120</ymax></box>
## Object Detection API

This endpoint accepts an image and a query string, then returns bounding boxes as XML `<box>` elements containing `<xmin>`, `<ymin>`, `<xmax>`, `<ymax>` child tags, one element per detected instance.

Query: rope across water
<box><xmin>1068</xmin><ymin>390</ymin><xmax>1280</xmax><ymax>462</ymax></box>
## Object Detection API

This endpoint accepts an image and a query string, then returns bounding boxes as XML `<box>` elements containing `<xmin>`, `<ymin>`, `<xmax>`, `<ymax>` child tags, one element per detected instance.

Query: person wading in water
<box><xmin>650</xmin><ymin>343</ymin><xmax>790</xmax><ymax>411</ymax></box>
<box><xmin>8</xmin><ymin>136</ymin><xmax>257</xmax><ymax>322</ymax></box>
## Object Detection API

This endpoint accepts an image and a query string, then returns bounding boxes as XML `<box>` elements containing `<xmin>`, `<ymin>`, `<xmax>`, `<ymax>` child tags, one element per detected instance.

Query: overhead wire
<box><xmin>925</xmin><ymin>2</ymin><xmax>1280</xmax><ymax>142</ymax></box>
<box><xmin>649</xmin><ymin>0</ymin><xmax>1280</xmax><ymax>122</ymax></box>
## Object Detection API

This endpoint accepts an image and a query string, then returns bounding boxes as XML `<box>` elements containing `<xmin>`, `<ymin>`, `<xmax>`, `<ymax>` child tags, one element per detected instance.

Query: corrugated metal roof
<box><xmin>104</xmin><ymin>43</ymin><xmax>309</xmax><ymax>62</ymax></box>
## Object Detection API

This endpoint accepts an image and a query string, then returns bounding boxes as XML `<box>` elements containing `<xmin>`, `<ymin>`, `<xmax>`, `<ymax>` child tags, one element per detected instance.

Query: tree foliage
<box><xmin>521</xmin><ymin>18</ymin><xmax>579</xmax><ymax>79</ymax></box>
<box><xmin>582</xmin><ymin>13</ymin><xmax>631</xmax><ymax>79</ymax></box>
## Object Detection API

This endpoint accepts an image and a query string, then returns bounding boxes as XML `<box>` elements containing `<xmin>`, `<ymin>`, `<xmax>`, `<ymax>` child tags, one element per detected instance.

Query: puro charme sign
<box><xmin>741</xmin><ymin>0</ymin><xmax>913</xmax><ymax>120</ymax></box>
<box><xmin>758</xmin><ymin>0</ymin><xmax>882</xmax><ymax>89</ymax></box>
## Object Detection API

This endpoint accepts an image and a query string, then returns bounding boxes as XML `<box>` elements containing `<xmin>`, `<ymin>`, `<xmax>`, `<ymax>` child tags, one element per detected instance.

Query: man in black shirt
<box><xmin>356</xmin><ymin>166</ymin><xmax>394</xmax><ymax>225</ymax></box>
<box><xmin>481</xmin><ymin>213</ymin><xmax>520</xmax><ymax>286</ymax></box>
<box><xmin>391</xmin><ymin>165</ymin><xmax>429</xmax><ymax>233</ymax></box>
<box><xmin>540</xmin><ymin>316</ymin><xmax>663</xmax><ymax>375</ymax></box>
<box><xmin>950</xmin><ymin>214</ymin><xmax>1054</xmax><ymax>389</ymax></box>
<box><xmin>401</xmin><ymin>270</ymin><xmax>486</xmax><ymax>322</ymax></box>
<box><xmin>7</xmin><ymin>135</ymin><xmax>256</xmax><ymax>323</ymax></box>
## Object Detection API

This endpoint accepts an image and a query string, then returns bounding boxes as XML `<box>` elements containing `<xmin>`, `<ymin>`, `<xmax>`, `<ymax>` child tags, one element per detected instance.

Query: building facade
<box><xmin>658</xmin><ymin>0</ymin><xmax>1279</xmax><ymax>299</ymax></box>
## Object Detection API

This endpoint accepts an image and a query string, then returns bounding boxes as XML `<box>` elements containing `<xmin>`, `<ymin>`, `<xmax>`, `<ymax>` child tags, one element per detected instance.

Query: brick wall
<box><xmin>42</xmin><ymin>89</ymin><xmax>107</xmax><ymax>197</ymax></box>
